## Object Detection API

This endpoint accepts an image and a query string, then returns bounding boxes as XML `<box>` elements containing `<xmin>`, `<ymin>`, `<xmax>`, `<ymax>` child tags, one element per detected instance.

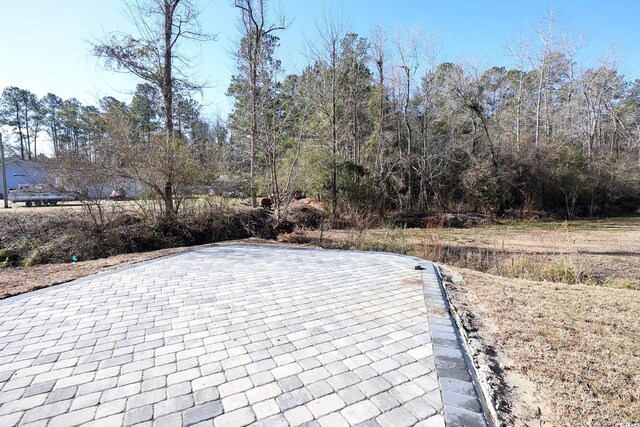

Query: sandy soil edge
<box><xmin>437</xmin><ymin>264</ymin><xmax>551</xmax><ymax>427</ymax></box>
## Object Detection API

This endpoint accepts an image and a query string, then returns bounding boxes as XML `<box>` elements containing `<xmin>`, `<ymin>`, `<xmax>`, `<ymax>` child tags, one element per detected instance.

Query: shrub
<box><xmin>286</xmin><ymin>205</ymin><xmax>326</xmax><ymax>229</ymax></box>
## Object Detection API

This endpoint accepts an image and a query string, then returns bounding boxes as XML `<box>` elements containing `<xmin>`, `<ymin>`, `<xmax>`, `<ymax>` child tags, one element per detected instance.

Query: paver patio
<box><xmin>0</xmin><ymin>245</ymin><xmax>487</xmax><ymax>427</ymax></box>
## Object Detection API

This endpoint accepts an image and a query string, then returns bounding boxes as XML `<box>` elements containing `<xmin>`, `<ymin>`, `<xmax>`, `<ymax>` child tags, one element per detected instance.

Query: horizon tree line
<box><xmin>2</xmin><ymin>1</ymin><xmax>640</xmax><ymax>218</ymax></box>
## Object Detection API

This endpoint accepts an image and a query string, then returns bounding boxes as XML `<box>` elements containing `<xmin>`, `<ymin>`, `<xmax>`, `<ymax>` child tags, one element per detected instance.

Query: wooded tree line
<box><xmin>2</xmin><ymin>0</ymin><xmax>640</xmax><ymax>218</ymax></box>
<box><xmin>0</xmin><ymin>85</ymin><xmax>225</xmax><ymax>161</ymax></box>
<box><xmin>227</xmin><ymin>5</ymin><xmax>640</xmax><ymax>217</ymax></box>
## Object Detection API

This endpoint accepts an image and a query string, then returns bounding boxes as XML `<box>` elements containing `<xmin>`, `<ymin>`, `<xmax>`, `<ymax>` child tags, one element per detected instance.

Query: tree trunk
<box><xmin>162</xmin><ymin>0</ymin><xmax>177</xmax><ymax>217</ymax></box>
<box><xmin>23</xmin><ymin>106</ymin><xmax>32</xmax><ymax>161</ymax></box>
<box><xmin>535</xmin><ymin>60</ymin><xmax>545</xmax><ymax>147</ymax></box>
<box><xmin>403</xmin><ymin>67</ymin><xmax>413</xmax><ymax>211</ymax></box>
<box><xmin>376</xmin><ymin>61</ymin><xmax>384</xmax><ymax>174</ymax></box>
<box><xmin>250</xmin><ymin>39</ymin><xmax>258</xmax><ymax>208</ymax></box>
<box><xmin>515</xmin><ymin>71</ymin><xmax>523</xmax><ymax>152</ymax></box>
<box><xmin>331</xmin><ymin>42</ymin><xmax>338</xmax><ymax>219</ymax></box>
<box><xmin>15</xmin><ymin>106</ymin><xmax>25</xmax><ymax>160</ymax></box>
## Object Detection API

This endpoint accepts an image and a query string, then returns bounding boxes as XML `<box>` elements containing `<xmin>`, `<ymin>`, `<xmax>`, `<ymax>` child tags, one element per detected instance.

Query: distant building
<box><xmin>0</xmin><ymin>159</ymin><xmax>49</xmax><ymax>197</ymax></box>
<box><xmin>1</xmin><ymin>158</ymin><xmax>148</xmax><ymax>200</ymax></box>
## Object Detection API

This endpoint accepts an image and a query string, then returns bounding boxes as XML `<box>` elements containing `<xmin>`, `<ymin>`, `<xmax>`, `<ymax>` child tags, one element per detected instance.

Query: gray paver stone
<box><xmin>444</xmin><ymin>406</ymin><xmax>487</xmax><ymax>427</ymax></box>
<box><xmin>415</xmin><ymin>414</ymin><xmax>446</xmax><ymax>426</ymax></box>
<box><xmin>306</xmin><ymin>393</ymin><xmax>346</xmax><ymax>418</ymax></box>
<box><xmin>376</xmin><ymin>406</ymin><xmax>418</xmax><ymax>427</ymax></box>
<box><xmin>251</xmin><ymin>414</ymin><xmax>289</xmax><ymax>427</ymax></box>
<box><xmin>0</xmin><ymin>246</ymin><xmax>489</xmax><ymax>427</ymax></box>
<box><xmin>276</xmin><ymin>388</ymin><xmax>313</xmax><ymax>411</ymax></box>
<box><xmin>154</xmin><ymin>394</ymin><xmax>194</xmax><ymax>418</ymax></box>
<box><xmin>442</xmin><ymin>390</ymin><xmax>482</xmax><ymax>413</ymax></box>
<box><xmin>182</xmin><ymin>401</ymin><xmax>223</xmax><ymax>426</ymax></box>
<box><xmin>213</xmin><ymin>407</ymin><xmax>255</xmax><ymax>427</ymax></box>
<box><xmin>284</xmin><ymin>405</ymin><xmax>314</xmax><ymax>426</ymax></box>
<box><xmin>124</xmin><ymin>406</ymin><xmax>153</xmax><ymax>426</ymax></box>
<box><xmin>341</xmin><ymin>400</ymin><xmax>381</xmax><ymax>425</ymax></box>
<box><xmin>277</xmin><ymin>376</ymin><xmax>303</xmax><ymax>392</ymax></box>
<box><xmin>318</xmin><ymin>412</ymin><xmax>350</xmax><ymax>427</ymax></box>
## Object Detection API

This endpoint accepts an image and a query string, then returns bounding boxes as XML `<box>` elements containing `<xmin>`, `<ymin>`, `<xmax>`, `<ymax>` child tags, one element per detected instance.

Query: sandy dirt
<box><xmin>442</xmin><ymin>266</ymin><xmax>640</xmax><ymax>426</ymax></box>
<box><xmin>0</xmin><ymin>201</ymin><xmax>87</xmax><ymax>214</ymax></box>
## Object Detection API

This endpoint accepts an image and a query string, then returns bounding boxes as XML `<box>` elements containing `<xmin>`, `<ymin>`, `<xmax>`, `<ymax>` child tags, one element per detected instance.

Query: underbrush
<box><xmin>0</xmin><ymin>206</ymin><xmax>307</xmax><ymax>267</ymax></box>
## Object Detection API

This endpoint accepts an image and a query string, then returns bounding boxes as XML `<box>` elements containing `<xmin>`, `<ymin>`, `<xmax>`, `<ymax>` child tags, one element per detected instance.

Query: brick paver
<box><xmin>0</xmin><ymin>245</ymin><xmax>487</xmax><ymax>426</ymax></box>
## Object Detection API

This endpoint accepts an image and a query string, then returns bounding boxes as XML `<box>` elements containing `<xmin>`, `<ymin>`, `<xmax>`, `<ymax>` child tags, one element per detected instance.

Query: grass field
<box><xmin>441</xmin><ymin>266</ymin><xmax>639</xmax><ymax>426</ymax></box>
<box><xmin>285</xmin><ymin>217</ymin><xmax>640</xmax><ymax>289</ymax></box>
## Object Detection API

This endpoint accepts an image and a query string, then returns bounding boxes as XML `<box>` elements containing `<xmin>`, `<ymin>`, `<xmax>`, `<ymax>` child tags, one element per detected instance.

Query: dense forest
<box><xmin>2</xmin><ymin>0</ymin><xmax>640</xmax><ymax>219</ymax></box>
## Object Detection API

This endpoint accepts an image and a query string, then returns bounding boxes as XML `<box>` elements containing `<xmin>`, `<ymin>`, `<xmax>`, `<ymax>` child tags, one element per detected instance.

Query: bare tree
<box><xmin>93</xmin><ymin>0</ymin><xmax>213</xmax><ymax>217</ymax></box>
<box><xmin>507</xmin><ymin>36</ymin><xmax>530</xmax><ymax>153</ymax></box>
<box><xmin>308</xmin><ymin>10</ymin><xmax>348</xmax><ymax>218</ymax></box>
<box><xmin>558</xmin><ymin>31</ymin><xmax>585</xmax><ymax>142</ymax></box>
<box><xmin>395</xmin><ymin>27</ymin><xmax>424</xmax><ymax>210</ymax></box>
<box><xmin>371</xmin><ymin>24</ymin><xmax>386</xmax><ymax>175</ymax></box>
<box><xmin>234</xmin><ymin>0</ymin><xmax>285</xmax><ymax>208</ymax></box>
<box><xmin>415</xmin><ymin>33</ymin><xmax>440</xmax><ymax>209</ymax></box>
<box><xmin>531</xmin><ymin>10</ymin><xmax>555</xmax><ymax>148</ymax></box>
<box><xmin>42</xmin><ymin>93</ymin><xmax>63</xmax><ymax>156</ymax></box>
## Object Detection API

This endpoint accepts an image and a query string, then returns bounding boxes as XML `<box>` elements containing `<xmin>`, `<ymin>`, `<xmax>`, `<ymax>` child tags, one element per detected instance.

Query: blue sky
<box><xmin>1</xmin><ymin>0</ymin><xmax>639</xmax><ymax>121</ymax></box>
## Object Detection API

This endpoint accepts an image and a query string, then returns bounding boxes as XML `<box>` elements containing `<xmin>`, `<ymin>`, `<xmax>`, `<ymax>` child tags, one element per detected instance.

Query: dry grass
<box><xmin>444</xmin><ymin>267</ymin><xmax>640</xmax><ymax>426</ymax></box>
<box><xmin>0</xmin><ymin>196</ymin><xmax>251</xmax><ymax>216</ymax></box>
<box><xmin>284</xmin><ymin>216</ymin><xmax>640</xmax><ymax>289</ymax></box>
<box><xmin>0</xmin><ymin>204</ymin><xmax>288</xmax><ymax>267</ymax></box>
